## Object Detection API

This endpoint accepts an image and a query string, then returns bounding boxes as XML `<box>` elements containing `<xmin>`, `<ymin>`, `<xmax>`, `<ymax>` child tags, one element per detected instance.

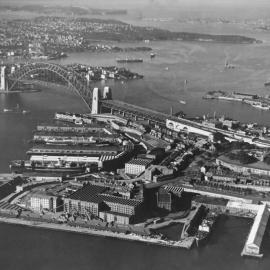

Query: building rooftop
<box><xmin>68</xmin><ymin>184</ymin><xmax>142</xmax><ymax>207</ymax></box>
<box><xmin>126</xmin><ymin>158</ymin><xmax>152</xmax><ymax>167</ymax></box>
<box><xmin>99</xmin><ymin>194</ymin><xmax>142</xmax><ymax>207</ymax></box>
<box><xmin>69</xmin><ymin>184</ymin><xmax>108</xmax><ymax>204</ymax></box>
<box><xmin>163</xmin><ymin>185</ymin><xmax>183</xmax><ymax>195</ymax></box>
<box><xmin>30</xmin><ymin>191</ymin><xmax>56</xmax><ymax>198</ymax></box>
<box><xmin>246</xmin><ymin>204</ymin><xmax>269</xmax><ymax>248</ymax></box>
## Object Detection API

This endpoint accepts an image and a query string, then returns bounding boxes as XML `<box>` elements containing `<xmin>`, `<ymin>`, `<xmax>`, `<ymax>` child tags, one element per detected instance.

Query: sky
<box><xmin>2</xmin><ymin>0</ymin><xmax>270</xmax><ymax>7</ymax></box>
<box><xmin>2</xmin><ymin>0</ymin><xmax>270</xmax><ymax>20</ymax></box>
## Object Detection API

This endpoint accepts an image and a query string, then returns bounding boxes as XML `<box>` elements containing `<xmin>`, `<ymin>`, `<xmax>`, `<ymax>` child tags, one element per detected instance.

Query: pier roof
<box><xmin>246</xmin><ymin>204</ymin><xmax>269</xmax><ymax>249</ymax></box>
<box><xmin>34</xmin><ymin>130</ymin><xmax>114</xmax><ymax>137</ymax></box>
<box><xmin>29</xmin><ymin>143</ymin><xmax>121</xmax><ymax>152</ymax></box>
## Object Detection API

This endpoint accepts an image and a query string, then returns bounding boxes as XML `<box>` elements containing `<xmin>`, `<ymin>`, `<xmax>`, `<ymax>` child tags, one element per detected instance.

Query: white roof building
<box><xmin>242</xmin><ymin>203</ymin><xmax>269</xmax><ymax>257</ymax></box>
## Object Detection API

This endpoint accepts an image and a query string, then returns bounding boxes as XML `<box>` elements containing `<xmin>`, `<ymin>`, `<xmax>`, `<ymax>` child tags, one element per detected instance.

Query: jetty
<box><xmin>241</xmin><ymin>204</ymin><xmax>270</xmax><ymax>258</ymax></box>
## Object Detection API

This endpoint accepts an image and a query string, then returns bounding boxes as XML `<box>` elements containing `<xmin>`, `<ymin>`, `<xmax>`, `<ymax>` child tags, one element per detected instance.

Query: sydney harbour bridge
<box><xmin>8</xmin><ymin>62</ymin><xmax>92</xmax><ymax>107</ymax></box>
<box><xmin>2</xmin><ymin>62</ymin><xmax>256</xmax><ymax>146</ymax></box>
<box><xmin>5</xmin><ymin>62</ymin><xmax>168</xmax><ymax>125</ymax></box>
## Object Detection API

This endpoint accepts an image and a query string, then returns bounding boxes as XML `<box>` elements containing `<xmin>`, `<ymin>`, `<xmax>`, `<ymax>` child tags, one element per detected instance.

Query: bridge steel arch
<box><xmin>8</xmin><ymin>62</ymin><xmax>92</xmax><ymax>108</ymax></box>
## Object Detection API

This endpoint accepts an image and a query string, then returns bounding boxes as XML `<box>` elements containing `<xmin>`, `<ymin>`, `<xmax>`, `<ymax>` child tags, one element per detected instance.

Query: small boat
<box><xmin>3</xmin><ymin>108</ymin><xmax>13</xmax><ymax>113</ymax></box>
<box><xmin>150</xmin><ymin>53</ymin><xmax>156</xmax><ymax>59</ymax></box>
<box><xmin>22</xmin><ymin>110</ymin><xmax>30</xmax><ymax>114</ymax></box>
<box><xmin>179</xmin><ymin>100</ymin><xmax>186</xmax><ymax>105</ymax></box>
<box><xmin>251</xmin><ymin>103</ymin><xmax>270</xmax><ymax>110</ymax></box>
<box><xmin>165</xmin><ymin>67</ymin><xmax>169</xmax><ymax>71</ymax></box>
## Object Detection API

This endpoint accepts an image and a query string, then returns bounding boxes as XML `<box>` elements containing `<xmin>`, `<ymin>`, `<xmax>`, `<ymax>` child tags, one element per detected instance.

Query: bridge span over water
<box><xmin>7</xmin><ymin>62</ymin><xmax>93</xmax><ymax>107</ymax></box>
<box><xmin>6</xmin><ymin>62</ymin><xmax>270</xmax><ymax>147</ymax></box>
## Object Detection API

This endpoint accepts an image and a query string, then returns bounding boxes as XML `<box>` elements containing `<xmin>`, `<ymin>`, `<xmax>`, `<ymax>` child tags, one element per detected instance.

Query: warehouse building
<box><xmin>30</xmin><ymin>192</ymin><xmax>62</xmax><ymax>212</ymax></box>
<box><xmin>125</xmin><ymin>158</ymin><xmax>152</xmax><ymax>176</ymax></box>
<box><xmin>64</xmin><ymin>184</ymin><xmax>143</xmax><ymax>224</ymax></box>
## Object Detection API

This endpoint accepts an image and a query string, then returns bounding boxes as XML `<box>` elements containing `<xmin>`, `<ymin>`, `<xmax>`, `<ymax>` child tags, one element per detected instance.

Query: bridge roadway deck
<box><xmin>101</xmin><ymin>100</ymin><xmax>169</xmax><ymax>124</ymax></box>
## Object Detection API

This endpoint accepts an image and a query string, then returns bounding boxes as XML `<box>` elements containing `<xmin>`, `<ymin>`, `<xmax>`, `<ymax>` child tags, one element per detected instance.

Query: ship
<box><xmin>150</xmin><ymin>53</ymin><xmax>156</xmax><ymax>59</ymax></box>
<box><xmin>10</xmin><ymin>160</ymin><xmax>88</xmax><ymax>173</ymax></box>
<box><xmin>117</xmin><ymin>58</ymin><xmax>143</xmax><ymax>63</ymax></box>
<box><xmin>195</xmin><ymin>211</ymin><xmax>219</xmax><ymax>247</ymax></box>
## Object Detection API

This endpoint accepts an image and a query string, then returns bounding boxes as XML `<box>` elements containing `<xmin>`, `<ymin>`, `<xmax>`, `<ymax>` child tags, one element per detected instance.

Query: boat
<box><xmin>117</xmin><ymin>58</ymin><xmax>143</xmax><ymax>63</ymax></box>
<box><xmin>251</xmin><ymin>103</ymin><xmax>270</xmax><ymax>110</ymax></box>
<box><xmin>150</xmin><ymin>53</ymin><xmax>156</xmax><ymax>59</ymax></box>
<box><xmin>179</xmin><ymin>100</ymin><xmax>186</xmax><ymax>105</ymax></box>
<box><xmin>264</xmin><ymin>82</ymin><xmax>270</xmax><ymax>87</ymax></box>
<box><xmin>22</xmin><ymin>110</ymin><xmax>30</xmax><ymax>114</ymax></box>
<box><xmin>10</xmin><ymin>160</ymin><xmax>88</xmax><ymax>173</ymax></box>
<box><xmin>3</xmin><ymin>108</ymin><xmax>13</xmax><ymax>113</ymax></box>
<box><xmin>195</xmin><ymin>211</ymin><xmax>219</xmax><ymax>247</ymax></box>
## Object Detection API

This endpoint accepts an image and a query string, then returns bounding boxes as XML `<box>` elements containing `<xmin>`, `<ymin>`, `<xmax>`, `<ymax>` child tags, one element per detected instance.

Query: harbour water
<box><xmin>0</xmin><ymin>216</ymin><xmax>269</xmax><ymax>270</ymax></box>
<box><xmin>1</xmin><ymin>21</ymin><xmax>270</xmax><ymax>269</ymax></box>
<box><xmin>54</xmin><ymin>39</ymin><xmax>270</xmax><ymax>125</ymax></box>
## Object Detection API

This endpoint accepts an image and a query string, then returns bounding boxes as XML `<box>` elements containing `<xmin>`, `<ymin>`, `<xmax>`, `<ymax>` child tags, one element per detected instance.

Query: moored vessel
<box><xmin>10</xmin><ymin>160</ymin><xmax>89</xmax><ymax>173</ymax></box>
<box><xmin>117</xmin><ymin>58</ymin><xmax>143</xmax><ymax>63</ymax></box>
<box><xmin>195</xmin><ymin>211</ymin><xmax>219</xmax><ymax>247</ymax></box>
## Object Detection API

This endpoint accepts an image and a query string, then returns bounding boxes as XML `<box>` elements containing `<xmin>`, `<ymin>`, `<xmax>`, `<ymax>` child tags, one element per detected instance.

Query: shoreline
<box><xmin>0</xmin><ymin>89</ymin><xmax>41</xmax><ymax>94</ymax></box>
<box><xmin>0</xmin><ymin>215</ymin><xmax>194</xmax><ymax>249</ymax></box>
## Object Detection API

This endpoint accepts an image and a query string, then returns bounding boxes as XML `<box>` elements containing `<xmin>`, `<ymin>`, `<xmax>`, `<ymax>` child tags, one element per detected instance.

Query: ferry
<box><xmin>195</xmin><ymin>211</ymin><xmax>219</xmax><ymax>247</ymax></box>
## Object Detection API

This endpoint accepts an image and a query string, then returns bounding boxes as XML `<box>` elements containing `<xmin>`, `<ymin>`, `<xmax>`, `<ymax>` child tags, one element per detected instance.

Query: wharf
<box><xmin>241</xmin><ymin>204</ymin><xmax>270</xmax><ymax>258</ymax></box>
<box><xmin>27</xmin><ymin>144</ymin><xmax>120</xmax><ymax>155</ymax></box>
<box><xmin>0</xmin><ymin>90</ymin><xmax>40</xmax><ymax>94</ymax></box>
<box><xmin>0</xmin><ymin>215</ymin><xmax>194</xmax><ymax>250</ymax></box>
<box><xmin>0</xmin><ymin>174</ymin><xmax>21</xmax><ymax>181</ymax></box>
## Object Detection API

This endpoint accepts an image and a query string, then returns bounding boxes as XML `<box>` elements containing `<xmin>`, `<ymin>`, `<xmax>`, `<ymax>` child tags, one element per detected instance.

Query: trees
<box><xmin>264</xmin><ymin>155</ymin><xmax>270</xmax><ymax>165</ymax></box>
<box><xmin>213</xmin><ymin>132</ymin><xmax>227</xmax><ymax>143</ymax></box>
<box><xmin>227</xmin><ymin>151</ymin><xmax>257</xmax><ymax>164</ymax></box>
